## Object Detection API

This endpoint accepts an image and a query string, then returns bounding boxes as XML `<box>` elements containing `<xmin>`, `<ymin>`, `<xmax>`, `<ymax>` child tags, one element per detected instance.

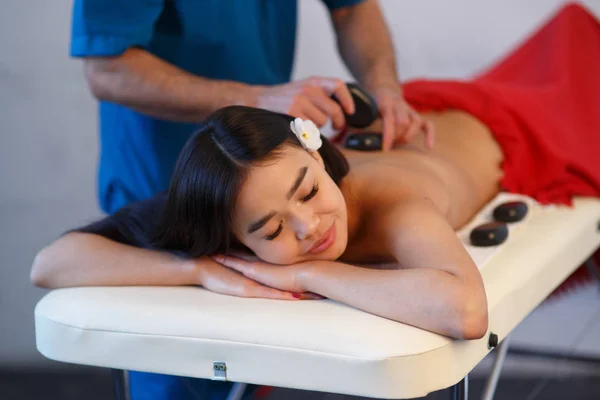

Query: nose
<box><xmin>291</xmin><ymin>207</ymin><xmax>320</xmax><ymax>241</ymax></box>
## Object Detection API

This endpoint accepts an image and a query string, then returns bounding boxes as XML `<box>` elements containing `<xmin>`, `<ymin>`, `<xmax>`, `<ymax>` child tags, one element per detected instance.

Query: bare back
<box><xmin>339</xmin><ymin>110</ymin><xmax>504</xmax><ymax>263</ymax></box>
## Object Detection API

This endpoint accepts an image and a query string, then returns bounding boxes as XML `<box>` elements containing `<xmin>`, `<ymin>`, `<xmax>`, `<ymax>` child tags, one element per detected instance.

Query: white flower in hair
<box><xmin>290</xmin><ymin>118</ymin><xmax>322</xmax><ymax>151</ymax></box>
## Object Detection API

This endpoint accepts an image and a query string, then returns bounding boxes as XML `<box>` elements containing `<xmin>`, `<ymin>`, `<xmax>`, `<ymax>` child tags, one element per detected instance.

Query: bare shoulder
<box><xmin>377</xmin><ymin>198</ymin><xmax>479</xmax><ymax>278</ymax></box>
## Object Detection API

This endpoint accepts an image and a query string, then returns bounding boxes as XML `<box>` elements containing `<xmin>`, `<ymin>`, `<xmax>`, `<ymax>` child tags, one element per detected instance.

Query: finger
<box><xmin>403</xmin><ymin>112</ymin><xmax>423</xmax><ymax>143</ymax></box>
<box><xmin>213</xmin><ymin>255</ymin><xmax>280</xmax><ymax>289</ymax></box>
<box><xmin>212</xmin><ymin>255</ymin><xmax>252</xmax><ymax>274</ymax></box>
<box><xmin>297</xmin><ymin>96</ymin><xmax>329</xmax><ymax>127</ymax></box>
<box><xmin>394</xmin><ymin>108</ymin><xmax>411</xmax><ymax>144</ymax></box>
<box><xmin>322</xmin><ymin>78</ymin><xmax>355</xmax><ymax>115</ymax></box>
<box><xmin>201</xmin><ymin>265</ymin><xmax>262</xmax><ymax>297</ymax></box>
<box><xmin>424</xmin><ymin>121</ymin><xmax>436</xmax><ymax>149</ymax></box>
<box><xmin>380</xmin><ymin>105</ymin><xmax>396</xmax><ymax>151</ymax></box>
<box><xmin>220</xmin><ymin>271</ymin><xmax>293</xmax><ymax>301</ymax></box>
<box><xmin>299</xmin><ymin>292</ymin><xmax>326</xmax><ymax>300</ymax></box>
<box><xmin>304</xmin><ymin>87</ymin><xmax>346</xmax><ymax>130</ymax></box>
<box><xmin>248</xmin><ymin>284</ymin><xmax>299</xmax><ymax>301</ymax></box>
<box><xmin>395</xmin><ymin>106</ymin><xmax>411</xmax><ymax>127</ymax></box>
<box><xmin>227</xmin><ymin>251</ymin><xmax>259</xmax><ymax>262</ymax></box>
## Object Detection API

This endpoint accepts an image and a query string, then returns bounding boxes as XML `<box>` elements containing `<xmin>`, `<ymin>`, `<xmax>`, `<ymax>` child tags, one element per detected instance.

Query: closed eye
<box><xmin>301</xmin><ymin>183</ymin><xmax>319</xmax><ymax>202</ymax></box>
<box><xmin>264</xmin><ymin>221</ymin><xmax>283</xmax><ymax>241</ymax></box>
<box><xmin>263</xmin><ymin>183</ymin><xmax>318</xmax><ymax>241</ymax></box>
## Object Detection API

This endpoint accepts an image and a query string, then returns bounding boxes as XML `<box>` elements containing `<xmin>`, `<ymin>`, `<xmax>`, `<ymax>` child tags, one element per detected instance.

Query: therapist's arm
<box><xmin>83</xmin><ymin>48</ymin><xmax>257</xmax><ymax>123</ymax></box>
<box><xmin>329</xmin><ymin>0</ymin><xmax>435</xmax><ymax>149</ymax></box>
<box><xmin>329</xmin><ymin>0</ymin><xmax>398</xmax><ymax>95</ymax></box>
<box><xmin>83</xmin><ymin>48</ymin><xmax>355</xmax><ymax>128</ymax></box>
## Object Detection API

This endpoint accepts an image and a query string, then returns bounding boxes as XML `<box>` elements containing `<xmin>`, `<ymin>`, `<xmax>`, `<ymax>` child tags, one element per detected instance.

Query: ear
<box><xmin>309</xmin><ymin>150</ymin><xmax>325</xmax><ymax>168</ymax></box>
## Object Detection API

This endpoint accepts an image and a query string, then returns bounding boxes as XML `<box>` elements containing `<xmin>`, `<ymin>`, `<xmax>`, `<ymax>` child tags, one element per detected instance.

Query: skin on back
<box><xmin>340</xmin><ymin>110</ymin><xmax>505</xmax><ymax>264</ymax></box>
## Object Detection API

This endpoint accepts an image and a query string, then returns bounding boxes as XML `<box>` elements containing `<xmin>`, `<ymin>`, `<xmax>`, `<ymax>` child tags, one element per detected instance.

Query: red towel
<box><xmin>402</xmin><ymin>3</ymin><xmax>600</xmax><ymax>205</ymax></box>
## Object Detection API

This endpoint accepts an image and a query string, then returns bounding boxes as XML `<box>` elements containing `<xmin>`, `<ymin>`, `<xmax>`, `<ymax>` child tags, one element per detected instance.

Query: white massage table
<box><xmin>34</xmin><ymin>194</ymin><xmax>600</xmax><ymax>400</ymax></box>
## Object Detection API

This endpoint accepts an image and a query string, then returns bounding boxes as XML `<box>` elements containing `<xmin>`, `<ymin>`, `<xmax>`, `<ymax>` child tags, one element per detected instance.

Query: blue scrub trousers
<box><xmin>129</xmin><ymin>371</ymin><xmax>260</xmax><ymax>400</ymax></box>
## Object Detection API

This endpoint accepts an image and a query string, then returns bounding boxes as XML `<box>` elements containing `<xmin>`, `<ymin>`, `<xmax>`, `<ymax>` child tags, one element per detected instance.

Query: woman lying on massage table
<box><xmin>30</xmin><ymin>3</ymin><xmax>600</xmax><ymax>341</ymax></box>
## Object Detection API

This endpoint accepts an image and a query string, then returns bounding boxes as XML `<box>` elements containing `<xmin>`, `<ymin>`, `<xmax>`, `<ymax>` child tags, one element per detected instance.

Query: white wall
<box><xmin>295</xmin><ymin>0</ymin><xmax>600</xmax><ymax>81</ymax></box>
<box><xmin>1</xmin><ymin>0</ymin><xmax>599</xmax><ymax>368</ymax></box>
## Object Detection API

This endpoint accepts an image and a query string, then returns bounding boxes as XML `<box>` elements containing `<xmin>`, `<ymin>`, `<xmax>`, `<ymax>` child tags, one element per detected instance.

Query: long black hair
<box><xmin>150</xmin><ymin>106</ymin><xmax>349</xmax><ymax>257</ymax></box>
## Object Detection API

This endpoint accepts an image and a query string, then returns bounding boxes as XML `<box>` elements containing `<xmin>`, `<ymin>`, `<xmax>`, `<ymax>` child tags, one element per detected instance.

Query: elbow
<box><xmin>457</xmin><ymin>289</ymin><xmax>489</xmax><ymax>340</ymax></box>
<box><xmin>30</xmin><ymin>238</ymin><xmax>70</xmax><ymax>289</ymax></box>
<box><xmin>30</xmin><ymin>247</ymin><xmax>53</xmax><ymax>288</ymax></box>
<box><xmin>83</xmin><ymin>57</ymin><xmax>121</xmax><ymax>101</ymax></box>
<box><xmin>460</xmin><ymin>307</ymin><xmax>489</xmax><ymax>340</ymax></box>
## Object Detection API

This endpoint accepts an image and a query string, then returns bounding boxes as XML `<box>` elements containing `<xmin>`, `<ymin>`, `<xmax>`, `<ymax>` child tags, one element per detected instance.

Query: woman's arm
<box><xmin>218</xmin><ymin>200</ymin><xmax>488</xmax><ymax>339</ymax></box>
<box><xmin>31</xmin><ymin>232</ymin><xmax>308</xmax><ymax>301</ymax></box>
<box><xmin>302</xmin><ymin>200</ymin><xmax>488</xmax><ymax>339</ymax></box>
<box><xmin>300</xmin><ymin>264</ymin><xmax>487</xmax><ymax>340</ymax></box>
<box><xmin>30</xmin><ymin>232</ymin><xmax>197</xmax><ymax>288</ymax></box>
<box><xmin>29</xmin><ymin>195</ymin><xmax>190</xmax><ymax>288</ymax></box>
<box><xmin>30</xmin><ymin>195</ymin><xmax>308</xmax><ymax>300</ymax></box>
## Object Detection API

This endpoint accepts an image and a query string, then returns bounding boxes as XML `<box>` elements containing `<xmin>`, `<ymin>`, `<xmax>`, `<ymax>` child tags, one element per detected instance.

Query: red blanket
<box><xmin>403</xmin><ymin>3</ymin><xmax>600</xmax><ymax>205</ymax></box>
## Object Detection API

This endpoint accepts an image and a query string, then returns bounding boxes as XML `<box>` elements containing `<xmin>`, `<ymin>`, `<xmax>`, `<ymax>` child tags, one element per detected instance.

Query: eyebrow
<box><xmin>247</xmin><ymin>166</ymin><xmax>308</xmax><ymax>234</ymax></box>
<box><xmin>287</xmin><ymin>166</ymin><xmax>308</xmax><ymax>200</ymax></box>
<box><xmin>247</xmin><ymin>211</ymin><xmax>277</xmax><ymax>234</ymax></box>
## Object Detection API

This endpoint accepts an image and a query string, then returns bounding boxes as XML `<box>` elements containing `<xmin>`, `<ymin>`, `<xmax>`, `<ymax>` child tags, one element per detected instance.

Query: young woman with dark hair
<box><xmin>31</xmin><ymin>4</ymin><xmax>600</xmax><ymax>341</ymax></box>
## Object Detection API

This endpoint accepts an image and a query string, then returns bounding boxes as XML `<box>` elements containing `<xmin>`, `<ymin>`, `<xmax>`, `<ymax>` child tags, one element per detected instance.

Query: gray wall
<box><xmin>1</xmin><ymin>0</ymin><xmax>600</xmax><ymax>369</ymax></box>
<box><xmin>1</xmin><ymin>0</ymin><xmax>101</xmax><ymax>366</ymax></box>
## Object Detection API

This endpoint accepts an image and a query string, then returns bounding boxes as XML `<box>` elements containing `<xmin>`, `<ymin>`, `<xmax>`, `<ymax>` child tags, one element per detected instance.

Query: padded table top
<box><xmin>34</xmin><ymin>194</ymin><xmax>600</xmax><ymax>399</ymax></box>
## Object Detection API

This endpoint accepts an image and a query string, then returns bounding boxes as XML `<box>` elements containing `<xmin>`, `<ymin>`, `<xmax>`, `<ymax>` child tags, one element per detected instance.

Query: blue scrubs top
<box><xmin>70</xmin><ymin>0</ymin><xmax>364</xmax><ymax>214</ymax></box>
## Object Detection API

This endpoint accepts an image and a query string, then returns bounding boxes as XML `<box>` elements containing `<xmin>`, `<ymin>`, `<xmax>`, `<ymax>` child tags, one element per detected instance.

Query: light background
<box><xmin>1</xmin><ymin>0</ymin><xmax>599</xmax><ymax>373</ymax></box>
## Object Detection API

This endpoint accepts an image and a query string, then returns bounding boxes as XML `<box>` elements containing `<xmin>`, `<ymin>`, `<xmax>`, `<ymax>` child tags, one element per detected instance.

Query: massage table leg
<box><xmin>481</xmin><ymin>335</ymin><xmax>511</xmax><ymax>400</ymax></box>
<box><xmin>448</xmin><ymin>334</ymin><xmax>510</xmax><ymax>400</ymax></box>
<box><xmin>112</xmin><ymin>369</ymin><xmax>129</xmax><ymax>400</ymax></box>
<box><xmin>585</xmin><ymin>258</ymin><xmax>600</xmax><ymax>295</ymax></box>
<box><xmin>449</xmin><ymin>375</ymin><xmax>469</xmax><ymax>400</ymax></box>
<box><xmin>226</xmin><ymin>382</ymin><xmax>248</xmax><ymax>400</ymax></box>
<box><xmin>446</xmin><ymin>257</ymin><xmax>600</xmax><ymax>400</ymax></box>
<box><xmin>110</xmin><ymin>370</ymin><xmax>246</xmax><ymax>400</ymax></box>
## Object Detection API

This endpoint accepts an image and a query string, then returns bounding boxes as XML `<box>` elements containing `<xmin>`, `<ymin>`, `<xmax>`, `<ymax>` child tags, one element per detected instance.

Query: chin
<box><xmin>329</xmin><ymin>236</ymin><xmax>348</xmax><ymax>260</ymax></box>
<box><xmin>322</xmin><ymin>246</ymin><xmax>345</xmax><ymax>262</ymax></box>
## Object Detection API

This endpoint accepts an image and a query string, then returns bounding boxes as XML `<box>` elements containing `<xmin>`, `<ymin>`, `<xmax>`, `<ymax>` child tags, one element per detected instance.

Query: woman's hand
<box><xmin>211</xmin><ymin>255</ymin><xmax>323</xmax><ymax>299</ymax></box>
<box><xmin>194</xmin><ymin>257</ymin><xmax>319</xmax><ymax>300</ymax></box>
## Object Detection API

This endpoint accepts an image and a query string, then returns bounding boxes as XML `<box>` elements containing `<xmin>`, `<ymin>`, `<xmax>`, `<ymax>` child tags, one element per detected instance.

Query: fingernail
<box><xmin>213</xmin><ymin>255</ymin><xmax>227</xmax><ymax>263</ymax></box>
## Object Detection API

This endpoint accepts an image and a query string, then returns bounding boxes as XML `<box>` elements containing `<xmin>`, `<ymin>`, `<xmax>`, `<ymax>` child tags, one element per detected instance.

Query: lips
<box><xmin>308</xmin><ymin>223</ymin><xmax>336</xmax><ymax>254</ymax></box>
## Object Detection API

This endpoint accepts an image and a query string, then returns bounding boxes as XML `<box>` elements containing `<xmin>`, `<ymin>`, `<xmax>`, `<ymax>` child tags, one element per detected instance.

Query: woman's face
<box><xmin>233</xmin><ymin>145</ymin><xmax>348</xmax><ymax>265</ymax></box>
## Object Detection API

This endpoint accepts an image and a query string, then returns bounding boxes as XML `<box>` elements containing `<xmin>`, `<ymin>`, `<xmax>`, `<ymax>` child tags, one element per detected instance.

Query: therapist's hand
<box><xmin>253</xmin><ymin>76</ymin><xmax>355</xmax><ymax>130</ymax></box>
<box><xmin>212</xmin><ymin>255</ymin><xmax>324</xmax><ymax>300</ymax></box>
<box><xmin>195</xmin><ymin>257</ymin><xmax>317</xmax><ymax>300</ymax></box>
<box><xmin>373</xmin><ymin>86</ymin><xmax>435</xmax><ymax>151</ymax></box>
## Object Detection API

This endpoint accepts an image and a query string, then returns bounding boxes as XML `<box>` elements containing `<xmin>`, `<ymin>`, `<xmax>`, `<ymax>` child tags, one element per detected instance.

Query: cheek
<box><xmin>246</xmin><ymin>236</ymin><xmax>300</xmax><ymax>265</ymax></box>
<box><xmin>319</xmin><ymin>184</ymin><xmax>345</xmax><ymax>213</ymax></box>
